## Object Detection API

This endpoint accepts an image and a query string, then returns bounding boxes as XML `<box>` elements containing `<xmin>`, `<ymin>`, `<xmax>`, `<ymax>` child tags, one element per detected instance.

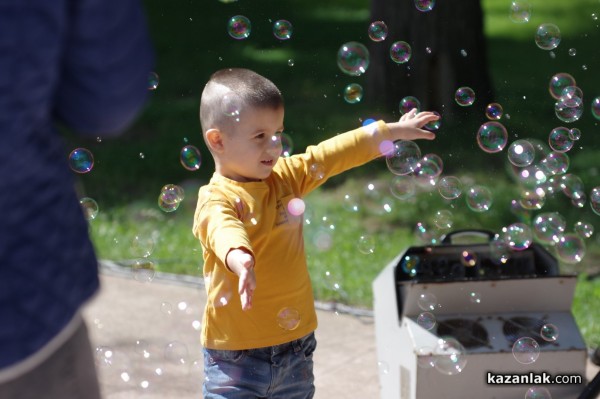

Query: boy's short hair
<box><xmin>199</xmin><ymin>68</ymin><xmax>283</xmax><ymax>134</ymax></box>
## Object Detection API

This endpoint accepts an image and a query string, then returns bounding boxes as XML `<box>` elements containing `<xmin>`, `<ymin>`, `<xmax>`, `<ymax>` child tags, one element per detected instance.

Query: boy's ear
<box><xmin>205</xmin><ymin>128</ymin><xmax>225</xmax><ymax>153</ymax></box>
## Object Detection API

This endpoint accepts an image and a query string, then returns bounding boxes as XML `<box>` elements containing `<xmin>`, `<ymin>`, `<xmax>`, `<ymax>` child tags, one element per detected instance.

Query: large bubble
<box><xmin>503</xmin><ymin>223</ymin><xmax>533</xmax><ymax>251</ymax></box>
<box><xmin>180</xmin><ymin>145</ymin><xmax>202</xmax><ymax>171</ymax></box>
<box><xmin>399</xmin><ymin>96</ymin><xmax>421</xmax><ymax>115</ymax></box>
<box><xmin>592</xmin><ymin>97</ymin><xmax>600</xmax><ymax>120</ymax></box>
<box><xmin>368</xmin><ymin>21</ymin><xmax>388</xmax><ymax>42</ymax></box>
<box><xmin>548</xmin><ymin>127</ymin><xmax>574</xmax><ymax>152</ymax></box>
<box><xmin>455</xmin><ymin>87</ymin><xmax>476</xmax><ymax>106</ymax></box>
<box><xmin>433</xmin><ymin>337</ymin><xmax>467</xmax><ymax>375</ymax></box>
<box><xmin>466</xmin><ymin>185</ymin><xmax>493</xmax><ymax>212</ymax></box>
<box><xmin>512</xmin><ymin>337</ymin><xmax>540</xmax><ymax>364</ymax></box>
<box><xmin>591</xmin><ymin>187</ymin><xmax>600</xmax><ymax>215</ymax></box>
<box><xmin>507</xmin><ymin>139</ymin><xmax>535</xmax><ymax>167</ymax></box>
<box><xmin>343</xmin><ymin>83</ymin><xmax>363</xmax><ymax>104</ymax></box>
<box><xmin>414</xmin><ymin>0</ymin><xmax>435</xmax><ymax>12</ymax></box>
<box><xmin>509</xmin><ymin>1</ymin><xmax>532</xmax><ymax>23</ymax></box>
<box><xmin>535</xmin><ymin>23</ymin><xmax>561</xmax><ymax>50</ymax></box>
<box><xmin>549</xmin><ymin>73</ymin><xmax>576</xmax><ymax>99</ymax></box>
<box><xmin>273</xmin><ymin>19</ymin><xmax>293</xmax><ymax>40</ymax></box>
<box><xmin>438</xmin><ymin>176</ymin><xmax>463</xmax><ymax>199</ymax></box>
<box><xmin>555</xmin><ymin>233</ymin><xmax>586</xmax><ymax>264</ymax></box>
<box><xmin>485</xmin><ymin>102</ymin><xmax>504</xmax><ymax>120</ymax></box>
<box><xmin>389</xmin><ymin>175</ymin><xmax>416</xmax><ymax>200</ymax></box>
<box><xmin>227</xmin><ymin>15</ymin><xmax>251</xmax><ymax>40</ymax></box>
<box><xmin>386</xmin><ymin>141</ymin><xmax>421</xmax><ymax>175</ymax></box>
<box><xmin>555</xmin><ymin>100</ymin><xmax>583</xmax><ymax>123</ymax></box>
<box><xmin>477</xmin><ymin>122</ymin><xmax>508</xmax><ymax>153</ymax></box>
<box><xmin>69</xmin><ymin>148</ymin><xmax>94</xmax><ymax>174</ymax></box>
<box><xmin>337</xmin><ymin>42</ymin><xmax>370</xmax><ymax>76</ymax></box>
<box><xmin>390</xmin><ymin>41</ymin><xmax>412</xmax><ymax>64</ymax></box>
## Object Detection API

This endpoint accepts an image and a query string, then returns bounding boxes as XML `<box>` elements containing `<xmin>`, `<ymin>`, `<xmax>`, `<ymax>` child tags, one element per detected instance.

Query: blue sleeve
<box><xmin>54</xmin><ymin>0</ymin><xmax>154</xmax><ymax>136</ymax></box>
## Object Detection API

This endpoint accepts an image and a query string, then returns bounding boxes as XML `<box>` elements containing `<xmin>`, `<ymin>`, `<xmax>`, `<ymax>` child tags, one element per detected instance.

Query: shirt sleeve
<box><xmin>53</xmin><ymin>0</ymin><xmax>154</xmax><ymax>136</ymax></box>
<box><xmin>275</xmin><ymin>120</ymin><xmax>393</xmax><ymax>196</ymax></box>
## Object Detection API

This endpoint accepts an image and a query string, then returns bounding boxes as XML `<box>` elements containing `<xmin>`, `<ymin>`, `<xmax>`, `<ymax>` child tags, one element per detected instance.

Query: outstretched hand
<box><xmin>388</xmin><ymin>108</ymin><xmax>438</xmax><ymax>141</ymax></box>
<box><xmin>226</xmin><ymin>248</ymin><xmax>256</xmax><ymax>311</ymax></box>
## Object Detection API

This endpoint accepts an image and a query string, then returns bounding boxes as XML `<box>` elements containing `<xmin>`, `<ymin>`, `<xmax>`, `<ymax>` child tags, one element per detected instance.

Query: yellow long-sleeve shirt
<box><xmin>192</xmin><ymin>120</ymin><xmax>392</xmax><ymax>350</ymax></box>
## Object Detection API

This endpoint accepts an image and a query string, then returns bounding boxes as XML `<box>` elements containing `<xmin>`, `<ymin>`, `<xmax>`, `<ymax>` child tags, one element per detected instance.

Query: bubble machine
<box><xmin>373</xmin><ymin>230</ymin><xmax>587</xmax><ymax>399</ymax></box>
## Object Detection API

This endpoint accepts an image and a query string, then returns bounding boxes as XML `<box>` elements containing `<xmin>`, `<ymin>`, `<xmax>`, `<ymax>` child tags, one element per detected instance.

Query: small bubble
<box><xmin>139</xmin><ymin>152</ymin><xmax>145</xmax><ymax>159</ymax></box>
<box><xmin>569</xmin><ymin>48</ymin><xmax>576</xmax><ymax>56</ymax></box>
<box><xmin>460</xmin><ymin>49</ymin><xmax>467</xmax><ymax>57</ymax></box>
<box><xmin>288</xmin><ymin>59</ymin><xmax>294</xmax><ymax>67</ymax></box>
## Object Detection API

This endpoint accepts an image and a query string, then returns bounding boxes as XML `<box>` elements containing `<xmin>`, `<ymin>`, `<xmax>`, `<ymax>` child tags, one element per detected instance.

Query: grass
<box><xmin>80</xmin><ymin>0</ymin><xmax>600</xmax><ymax>348</ymax></box>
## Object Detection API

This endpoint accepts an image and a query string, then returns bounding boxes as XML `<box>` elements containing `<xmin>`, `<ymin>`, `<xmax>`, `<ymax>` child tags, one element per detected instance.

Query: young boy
<box><xmin>193</xmin><ymin>68</ymin><xmax>437</xmax><ymax>398</ymax></box>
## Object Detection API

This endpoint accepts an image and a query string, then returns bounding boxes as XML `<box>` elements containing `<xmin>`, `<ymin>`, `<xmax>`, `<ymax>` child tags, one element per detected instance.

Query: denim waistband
<box><xmin>256</xmin><ymin>332</ymin><xmax>314</xmax><ymax>356</ymax></box>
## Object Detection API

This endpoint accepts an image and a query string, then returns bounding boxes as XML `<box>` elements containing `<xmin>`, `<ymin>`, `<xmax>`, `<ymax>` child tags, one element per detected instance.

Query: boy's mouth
<box><xmin>261</xmin><ymin>160</ymin><xmax>274</xmax><ymax>166</ymax></box>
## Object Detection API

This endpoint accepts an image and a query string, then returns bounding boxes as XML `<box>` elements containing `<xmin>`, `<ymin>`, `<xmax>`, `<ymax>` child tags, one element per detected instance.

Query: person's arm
<box><xmin>225</xmin><ymin>248</ymin><xmax>256</xmax><ymax>311</ymax></box>
<box><xmin>54</xmin><ymin>0</ymin><xmax>154</xmax><ymax>136</ymax></box>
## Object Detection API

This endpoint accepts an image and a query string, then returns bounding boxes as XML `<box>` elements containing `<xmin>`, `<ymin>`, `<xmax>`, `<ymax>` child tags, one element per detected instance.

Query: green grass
<box><xmin>80</xmin><ymin>0</ymin><xmax>600</xmax><ymax>347</ymax></box>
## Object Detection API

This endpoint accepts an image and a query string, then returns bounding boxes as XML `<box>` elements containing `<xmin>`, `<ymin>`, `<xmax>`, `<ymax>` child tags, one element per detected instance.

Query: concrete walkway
<box><xmin>83</xmin><ymin>268</ymin><xmax>599</xmax><ymax>399</ymax></box>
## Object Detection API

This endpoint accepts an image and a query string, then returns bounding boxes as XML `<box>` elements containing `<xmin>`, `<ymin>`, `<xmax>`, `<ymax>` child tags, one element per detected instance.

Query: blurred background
<box><xmin>64</xmin><ymin>0</ymin><xmax>600</xmax><ymax>348</ymax></box>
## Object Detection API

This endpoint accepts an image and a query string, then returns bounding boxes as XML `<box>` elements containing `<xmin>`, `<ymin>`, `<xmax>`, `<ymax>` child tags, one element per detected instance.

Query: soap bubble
<box><xmin>549</xmin><ymin>73</ymin><xmax>576</xmax><ymax>100</ymax></box>
<box><xmin>222</xmin><ymin>92</ymin><xmax>243</xmax><ymax>119</ymax></box>
<box><xmin>559</xmin><ymin>174</ymin><xmax>585</xmax><ymax>200</ymax></box>
<box><xmin>273</xmin><ymin>19</ymin><xmax>292</xmax><ymax>40</ymax></box>
<box><xmin>535</xmin><ymin>23</ymin><xmax>561</xmax><ymax>50</ymax></box>
<box><xmin>132</xmin><ymin>258</ymin><xmax>156</xmax><ymax>283</ymax></box>
<box><xmin>490</xmin><ymin>234</ymin><xmax>511</xmax><ymax>264</ymax></box>
<box><xmin>287</xmin><ymin>198</ymin><xmax>306</xmax><ymax>216</ymax></box>
<box><xmin>357</xmin><ymin>235</ymin><xmax>375</xmax><ymax>254</ymax></box>
<box><xmin>164</xmin><ymin>341</ymin><xmax>188</xmax><ymax>366</ymax></box>
<box><xmin>525</xmin><ymin>387</ymin><xmax>552</xmax><ymax>399</ymax></box>
<box><xmin>591</xmin><ymin>187</ymin><xmax>600</xmax><ymax>215</ymax></box>
<box><xmin>504</xmin><ymin>223</ymin><xmax>533</xmax><ymax>251</ymax></box>
<box><xmin>592</xmin><ymin>97</ymin><xmax>600</xmax><ymax>120</ymax></box>
<box><xmin>417</xmin><ymin>292</ymin><xmax>438</xmax><ymax>311</ymax></box>
<box><xmin>343</xmin><ymin>83</ymin><xmax>363</xmax><ymax>104</ymax></box>
<box><xmin>508</xmin><ymin>139</ymin><xmax>535</xmax><ymax>167</ymax></box>
<box><xmin>277</xmin><ymin>307</ymin><xmax>301</xmax><ymax>330</ymax></box>
<box><xmin>158</xmin><ymin>184</ymin><xmax>184</xmax><ymax>213</ymax></box>
<box><xmin>540</xmin><ymin>152</ymin><xmax>570</xmax><ymax>176</ymax></box>
<box><xmin>309</xmin><ymin>163</ymin><xmax>325</xmax><ymax>180</ymax></box>
<box><xmin>519</xmin><ymin>188</ymin><xmax>546</xmax><ymax>210</ymax></box>
<box><xmin>416</xmin><ymin>347</ymin><xmax>436</xmax><ymax>368</ymax></box>
<box><xmin>555</xmin><ymin>233</ymin><xmax>585</xmax><ymax>264</ymax></box>
<box><xmin>509</xmin><ymin>1</ymin><xmax>531</xmax><ymax>23</ymax></box>
<box><xmin>559</xmin><ymin>86</ymin><xmax>583</xmax><ymax>108</ymax></box>
<box><xmin>533</xmin><ymin>212</ymin><xmax>566</xmax><ymax>245</ymax></box>
<box><xmin>148</xmin><ymin>72</ymin><xmax>159</xmax><ymax>90</ymax></box>
<box><xmin>548</xmin><ymin>127</ymin><xmax>574</xmax><ymax>152</ymax></box>
<box><xmin>438</xmin><ymin>176</ymin><xmax>463</xmax><ymax>199</ymax></box>
<box><xmin>415</xmin><ymin>221</ymin><xmax>440</xmax><ymax>244</ymax></box>
<box><xmin>227</xmin><ymin>15</ymin><xmax>251</xmax><ymax>40</ymax></box>
<box><xmin>69</xmin><ymin>148</ymin><xmax>94</xmax><ymax>173</ymax></box>
<box><xmin>386</xmin><ymin>140</ymin><xmax>421</xmax><ymax>175</ymax></box>
<box><xmin>337</xmin><ymin>42</ymin><xmax>370</xmax><ymax>76</ymax></box>
<box><xmin>433</xmin><ymin>337</ymin><xmax>467</xmax><ymax>375</ymax></box>
<box><xmin>414</xmin><ymin>153</ymin><xmax>443</xmax><ymax>183</ymax></box>
<box><xmin>466</xmin><ymin>185</ymin><xmax>493</xmax><ymax>212</ymax></box>
<box><xmin>540</xmin><ymin>323</ymin><xmax>559</xmax><ymax>342</ymax></box>
<box><xmin>399</xmin><ymin>96</ymin><xmax>421</xmax><ymax>115</ymax></box>
<box><xmin>368</xmin><ymin>21</ymin><xmax>388</xmax><ymax>42</ymax></box>
<box><xmin>401</xmin><ymin>255</ymin><xmax>420</xmax><ymax>277</ymax></box>
<box><xmin>280</xmin><ymin>133</ymin><xmax>294</xmax><ymax>157</ymax></box>
<box><xmin>433</xmin><ymin>209</ymin><xmax>453</xmax><ymax>230</ymax></box>
<box><xmin>555</xmin><ymin>100</ymin><xmax>583</xmax><ymax>123</ymax></box>
<box><xmin>568</xmin><ymin>128</ymin><xmax>581</xmax><ymax>141</ymax></box>
<box><xmin>80</xmin><ymin>197</ymin><xmax>99</xmax><ymax>220</ymax></box>
<box><xmin>512</xmin><ymin>337</ymin><xmax>540</xmax><ymax>364</ymax></box>
<box><xmin>417</xmin><ymin>312</ymin><xmax>436</xmax><ymax>330</ymax></box>
<box><xmin>485</xmin><ymin>102</ymin><xmax>504</xmax><ymax>120</ymax></box>
<box><xmin>390</xmin><ymin>41</ymin><xmax>412</xmax><ymax>64</ymax></box>
<box><xmin>477</xmin><ymin>122</ymin><xmax>508</xmax><ymax>153</ymax></box>
<box><xmin>454</xmin><ymin>87</ymin><xmax>476</xmax><ymax>106</ymax></box>
<box><xmin>460</xmin><ymin>251</ymin><xmax>477</xmax><ymax>267</ymax></box>
<box><xmin>180</xmin><ymin>145</ymin><xmax>202</xmax><ymax>171</ymax></box>
<box><xmin>389</xmin><ymin>175</ymin><xmax>416</xmax><ymax>200</ymax></box>
<box><xmin>414</xmin><ymin>0</ymin><xmax>435</xmax><ymax>12</ymax></box>
<box><xmin>423</xmin><ymin>112</ymin><xmax>441</xmax><ymax>131</ymax></box>
<box><xmin>131</xmin><ymin>234</ymin><xmax>155</xmax><ymax>258</ymax></box>
<box><xmin>469</xmin><ymin>291</ymin><xmax>482</xmax><ymax>304</ymax></box>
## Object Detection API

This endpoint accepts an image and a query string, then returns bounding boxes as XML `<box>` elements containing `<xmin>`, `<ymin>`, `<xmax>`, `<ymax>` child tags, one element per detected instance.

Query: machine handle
<box><xmin>440</xmin><ymin>229</ymin><xmax>496</xmax><ymax>244</ymax></box>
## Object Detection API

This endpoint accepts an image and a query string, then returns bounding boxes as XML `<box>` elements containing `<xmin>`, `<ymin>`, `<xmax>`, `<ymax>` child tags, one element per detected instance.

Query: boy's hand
<box><xmin>226</xmin><ymin>248</ymin><xmax>256</xmax><ymax>311</ymax></box>
<box><xmin>387</xmin><ymin>108</ymin><xmax>438</xmax><ymax>141</ymax></box>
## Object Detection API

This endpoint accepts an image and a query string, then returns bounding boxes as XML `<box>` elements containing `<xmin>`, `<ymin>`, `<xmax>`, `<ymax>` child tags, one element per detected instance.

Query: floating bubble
<box><xmin>438</xmin><ymin>176</ymin><xmax>463</xmax><ymax>200</ymax></box>
<box><xmin>559</xmin><ymin>174</ymin><xmax>585</xmax><ymax>200</ymax></box>
<box><xmin>433</xmin><ymin>337</ymin><xmax>467</xmax><ymax>375</ymax></box>
<box><xmin>180</xmin><ymin>145</ymin><xmax>202</xmax><ymax>171</ymax></box>
<box><xmin>227</xmin><ymin>15</ymin><xmax>251</xmax><ymax>40</ymax></box>
<box><xmin>273</xmin><ymin>19</ymin><xmax>292</xmax><ymax>40</ymax></box>
<box><xmin>469</xmin><ymin>291</ymin><xmax>482</xmax><ymax>304</ymax></box>
<box><xmin>509</xmin><ymin>1</ymin><xmax>531</xmax><ymax>23</ymax></box>
<box><xmin>559</xmin><ymin>86</ymin><xmax>584</xmax><ymax>108</ymax></box>
<box><xmin>540</xmin><ymin>151</ymin><xmax>569</xmax><ymax>176</ymax></box>
<box><xmin>555</xmin><ymin>233</ymin><xmax>585</xmax><ymax>264</ymax></box>
<box><xmin>357</xmin><ymin>235</ymin><xmax>375</xmax><ymax>254</ymax></box>
<box><xmin>512</xmin><ymin>337</ymin><xmax>540</xmax><ymax>364</ymax></box>
<box><xmin>555</xmin><ymin>100</ymin><xmax>583</xmax><ymax>123</ymax></box>
<box><xmin>277</xmin><ymin>307</ymin><xmax>301</xmax><ymax>330</ymax></box>
<box><xmin>386</xmin><ymin>140</ymin><xmax>421</xmax><ymax>175</ymax></box>
<box><xmin>460</xmin><ymin>251</ymin><xmax>477</xmax><ymax>267</ymax></box>
<box><xmin>288</xmin><ymin>59</ymin><xmax>294</xmax><ymax>67</ymax></box>
<box><xmin>417</xmin><ymin>312</ymin><xmax>436</xmax><ymax>330</ymax></box>
<box><xmin>343</xmin><ymin>83</ymin><xmax>364</xmax><ymax>104</ymax></box>
<box><xmin>454</xmin><ymin>87</ymin><xmax>476</xmax><ymax>106</ymax></box>
<box><xmin>540</xmin><ymin>323</ymin><xmax>559</xmax><ymax>342</ymax></box>
<box><xmin>148</xmin><ymin>72</ymin><xmax>159</xmax><ymax>90</ymax></box>
<box><xmin>280</xmin><ymin>133</ymin><xmax>293</xmax><ymax>157</ymax></box>
<box><xmin>158</xmin><ymin>184</ymin><xmax>184</xmax><ymax>212</ymax></box>
<box><xmin>221</xmin><ymin>92</ymin><xmax>243</xmax><ymax>119</ymax></box>
<box><xmin>525</xmin><ymin>387</ymin><xmax>552</xmax><ymax>399</ymax></box>
<box><xmin>549</xmin><ymin>73</ymin><xmax>576</xmax><ymax>99</ymax></box>
<box><xmin>414</xmin><ymin>154</ymin><xmax>443</xmax><ymax>185</ymax></box>
<box><xmin>95</xmin><ymin>346</ymin><xmax>114</xmax><ymax>368</ymax></box>
<box><xmin>568</xmin><ymin>128</ymin><xmax>581</xmax><ymax>141</ymax></box>
<box><xmin>466</xmin><ymin>185</ymin><xmax>493</xmax><ymax>212</ymax></box>
<box><xmin>414</xmin><ymin>0</ymin><xmax>435</xmax><ymax>12</ymax></box>
<box><xmin>390</xmin><ymin>41</ymin><xmax>412</xmax><ymax>64</ymax></box>
<box><xmin>508</xmin><ymin>139</ymin><xmax>535</xmax><ymax>167</ymax></box>
<box><xmin>477</xmin><ymin>122</ymin><xmax>508</xmax><ymax>153</ymax></box>
<box><xmin>535</xmin><ymin>23</ymin><xmax>561</xmax><ymax>50</ymax></box>
<box><xmin>417</xmin><ymin>292</ymin><xmax>438</xmax><ymax>311</ymax></box>
<box><xmin>591</xmin><ymin>187</ymin><xmax>600</xmax><ymax>215</ymax></box>
<box><xmin>337</xmin><ymin>41</ymin><xmax>370</xmax><ymax>76</ymax></box>
<box><xmin>504</xmin><ymin>223</ymin><xmax>533</xmax><ymax>251</ymax></box>
<box><xmin>287</xmin><ymin>198</ymin><xmax>305</xmax><ymax>216</ymax></box>
<box><xmin>80</xmin><ymin>197</ymin><xmax>99</xmax><ymax>220</ymax></box>
<box><xmin>415</xmin><ymin>221</ymin><xmax>440</xmax><ymax>244</ymax></box>
<box><xmin>69</xmin><ymin>148</ymin><xmax>94</xmax><ymax>173</ymax></box>
<box><xmin>131</xmin><ymin>234</ymin><xmax>155</xmax><ymax>258</ymax></box>
<box><xmin>533</xmin><ymin>212</ymin><xmax>566</xmax><ymax>245</ymax></box>
<box><xmin>416</xmin><ymin>347</ymin><xmax>436</xmax><ymax>368</ymax></box>
<box><xmin>165</xmin><ymin>341</ymin><xmax>188</xmax><ymax>366</ymax></box>
<box><xmin>401</xmin><ymin>255</ymin><xmax>420</xmax><ymax>277</ymax></box>
<box><xmin>574</xmin><ymin>221</ymin><xmax>594</xmax><ymax>239</ymax></box>
<box><xmin>433</xmin><ymin>209</ymin><xmax>453</xmax><ymax>230</ymax></box>
<box><xmin>342</xmin><ymin>193</ymin><xmax>360</xmax><ymax>212</ymax></box>
<box><xmin>424</xmin><ymin>112</ymin><xmax>441</xmax><ymax>131</ymax></box>
<box><xmin>399</xmin><ymin>96</ymin><xmax>421</xmax><ymax>115</ymax></box>
<box><xmin>592</xmin><ymin>97</ymin><xmax>600</xmax><ymax>120</ymax></box>
<box><xmin>490</xmin><ymin>234</ymin><xmax>511</xmax><ymax>264</ymax></box>
<box><xmin>132</xmin><ymin>258</ymin><xmax>156</xmax><ymax>283</ymax></box>
<box><xmin>519</xmin><ymin>188</ymin><xmax>546</xmax><ymax>210</ymax></box>
<box><xmin>160</xmin><ymin>302</ymin><xmax>173</xmax><ymax>315</ymax></box>
<box><xmin>389</xmin><ymin>175</ymin><xmax>416</xmax><ymax>200</ymax></box>
<box><xmin>485</xmin><ymin>102</ymin><xmax>504</xmax><ymax>120</ymax></box>
<box><xmin>368</xmin><ymin>21</ymin><xmax>388</xmax><ymax>42</ymax></box>
<box><xmin>309</xmin><ymin>163</ymin><xmax>325</xmax><ymax>180</ymax></box>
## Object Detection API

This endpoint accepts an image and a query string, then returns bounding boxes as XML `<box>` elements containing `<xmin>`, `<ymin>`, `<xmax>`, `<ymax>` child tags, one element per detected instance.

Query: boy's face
<box><xmin>217</xmin><ymin>105</ymin><xmax>284</xmax><ymax>182</ymax></box>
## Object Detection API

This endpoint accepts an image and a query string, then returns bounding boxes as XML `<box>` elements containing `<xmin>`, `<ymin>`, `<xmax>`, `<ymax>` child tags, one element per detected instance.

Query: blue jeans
<box><xmin>203</xmin><ymin>332</ymin><xmax>316</xmax><ymax>399</ymax></box>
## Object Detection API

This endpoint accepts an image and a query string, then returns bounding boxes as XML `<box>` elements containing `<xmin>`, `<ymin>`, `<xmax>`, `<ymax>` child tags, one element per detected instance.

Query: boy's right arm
<box><xmin>226</xmin><ymin>248</ymin><xmax>256</xmax><ymax>311</ymax></box>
